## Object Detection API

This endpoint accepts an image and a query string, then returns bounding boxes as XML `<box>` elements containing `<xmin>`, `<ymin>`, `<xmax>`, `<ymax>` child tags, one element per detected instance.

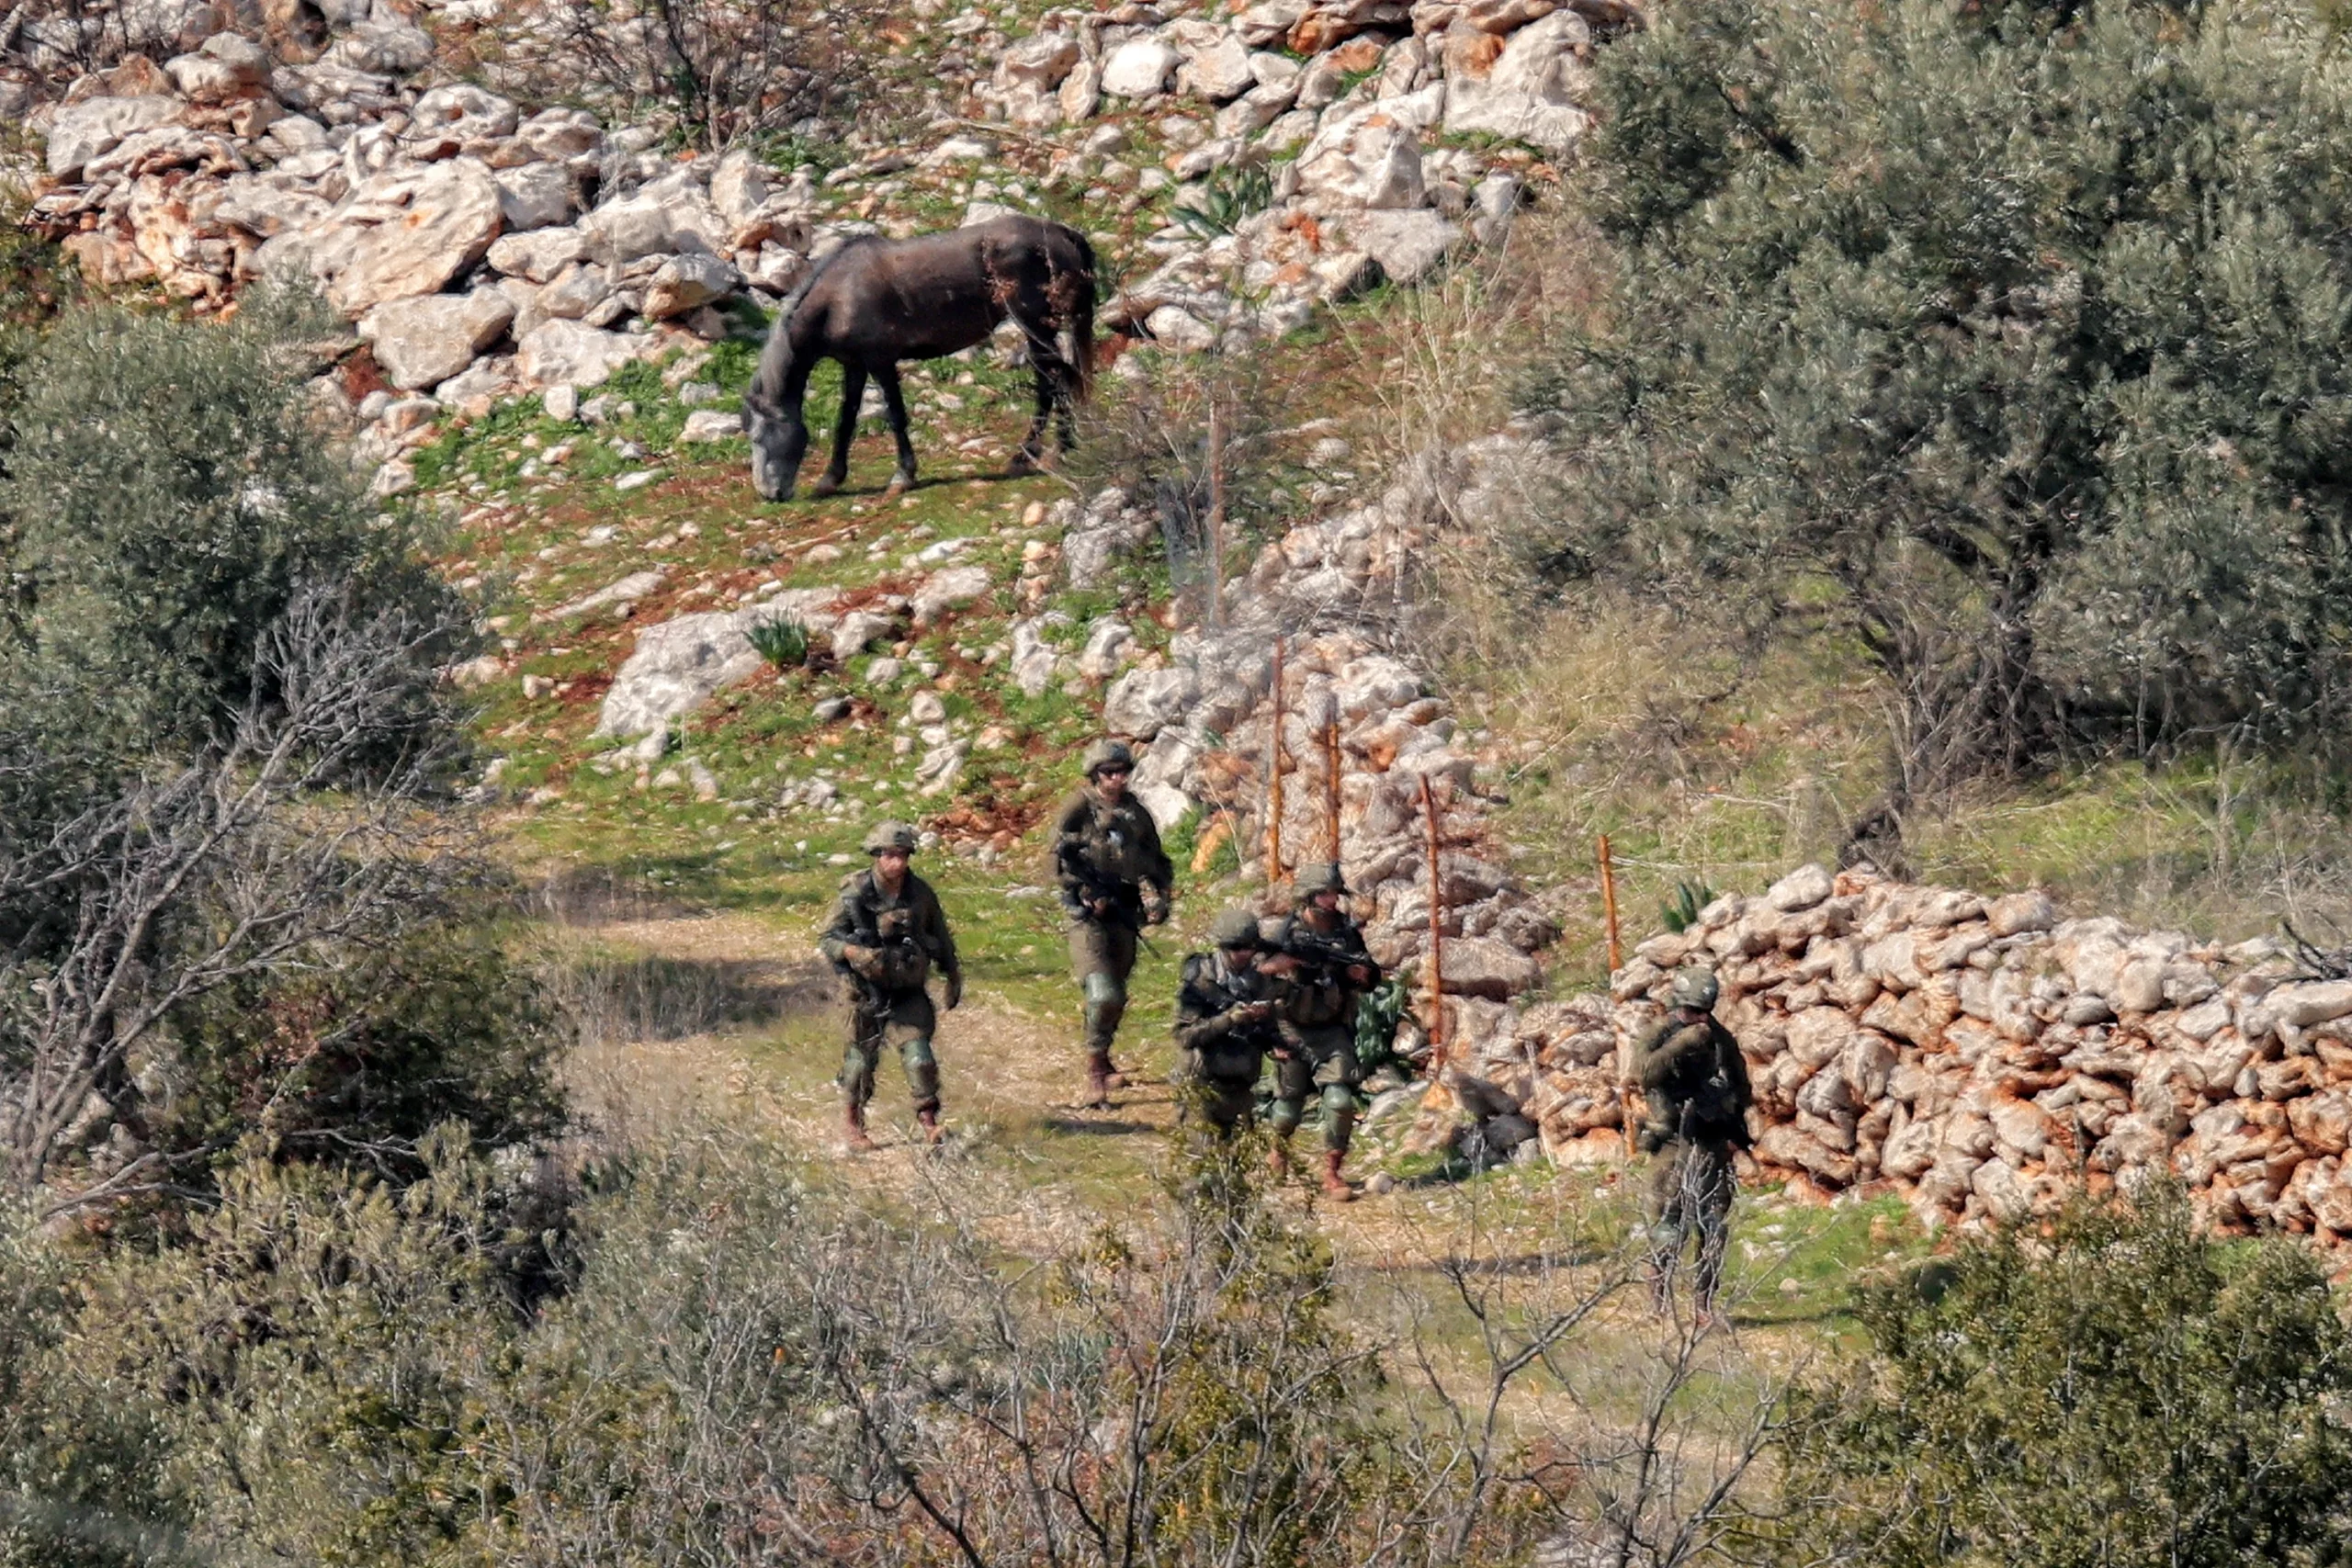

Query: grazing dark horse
<box><xmin>741</xmin><ymin>214</ymin><xmax>1097</xmax><ymax>502</ymax></box>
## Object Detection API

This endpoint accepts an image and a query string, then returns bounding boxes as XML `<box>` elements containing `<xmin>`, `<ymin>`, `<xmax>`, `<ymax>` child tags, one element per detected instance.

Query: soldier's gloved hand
<box><xmin>1345</xmin><ymin>963</ymin><xmax>1371</xmax><ymax>986</ymax></box>
<box><xmin>1142</xmin><ymin>889</ymin><xmax>1171</xmax><ymax>926</ymax></box>
<box><xmin>944</xmin><ymin>972</ymin><xmax>964</xmax><ymax>1010</ymax></box>
<box><xmin>842</xmin><ymin>944</ymin><xmax>883</xmax><ymax>979</ymax></box>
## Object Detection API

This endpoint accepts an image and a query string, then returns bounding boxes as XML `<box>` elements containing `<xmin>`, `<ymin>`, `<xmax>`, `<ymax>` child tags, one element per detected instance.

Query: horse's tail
<box><xmin>1066</xmin><ymin>225</ymin><xmax>1097</xmax><ymax>403</ymax></box>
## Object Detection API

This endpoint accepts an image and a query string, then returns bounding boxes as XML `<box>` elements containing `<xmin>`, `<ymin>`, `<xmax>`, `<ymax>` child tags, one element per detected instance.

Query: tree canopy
<box><xmin>1532</xmin><ymin>0</ymin><xmax>2352</xmax><ymax>818</ymax></box>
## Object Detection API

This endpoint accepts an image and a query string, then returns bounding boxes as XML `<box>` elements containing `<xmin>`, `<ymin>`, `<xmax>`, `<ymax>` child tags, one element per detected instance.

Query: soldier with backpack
<box><xmin>1632</xmin><ymin>966</ymin><xmax>1754</xmax><ymax>1323</ymax></box>
<box><xmin>1051</xmin><ymin>738</ymin><xmax>1173</xmax><ymax>1109</ymax></box>
<box><xmin>820</xmin><ymin>821</ymin><xmax>963</xmax><ymax>1152</ymax></box>
<box><xmin>1173</xmin><ymin>907</ymin><xmax>1282</xmax><ymax>1139</ymax></box>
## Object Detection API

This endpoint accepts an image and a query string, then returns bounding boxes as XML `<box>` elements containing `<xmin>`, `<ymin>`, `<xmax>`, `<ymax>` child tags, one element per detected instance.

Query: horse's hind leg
<box><xmin>874</xmin><ymin>364</ymin><xmax>917</xmax><ymax>493</ymax></box>
<box><xmin>814</xmin><ymin>363</ymin><xmax>866</xmax><ymax>497</ymax></box>
<box><xmin>1012</xmin><ymin>344</ymin><xmax>1056</xmax><ymax>474</ymax></box>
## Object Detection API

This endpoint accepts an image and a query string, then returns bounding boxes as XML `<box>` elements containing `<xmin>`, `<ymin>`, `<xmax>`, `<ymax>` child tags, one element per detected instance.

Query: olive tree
<box><xmin>1530</xmin><ymin>0</ymin><xmax>2352</xmax><ymax>831</ymax></box>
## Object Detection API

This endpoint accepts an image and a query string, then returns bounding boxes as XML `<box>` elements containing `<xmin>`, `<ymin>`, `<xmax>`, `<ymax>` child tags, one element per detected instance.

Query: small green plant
<box><xmin>1170</xmin><ymin>163</ymin><xmax>1274</xmax><ymax>239</ymax></box>
<box><xmin>1659</xmin><ymin>880</ymin><xmax>1716</xmax><ymax>932</ymax></box>
<box><xmin>746</xmin><ymin>615</ymin><xmax>810</xmax><ymax>670</ymax></box>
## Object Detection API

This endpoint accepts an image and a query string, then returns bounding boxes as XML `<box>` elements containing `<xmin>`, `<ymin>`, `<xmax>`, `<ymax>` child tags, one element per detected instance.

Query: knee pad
<box><xmin>1082</xmin><ymin>972</ymin><xmax>1126</xmax><ymax>1010</ymax></box>
<box><xmin>903</xmin><ymin>1038</ymin><xmax>941</xmax><ymax>1107</ymax></box>
<box><xmin>1267</xmin><ymin>1097</ymin><xmax>1304</xmax><ymax>1134</ymax></box>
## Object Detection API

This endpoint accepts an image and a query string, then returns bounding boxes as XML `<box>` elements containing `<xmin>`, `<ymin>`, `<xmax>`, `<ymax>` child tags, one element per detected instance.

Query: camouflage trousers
<box><xmin>1177</xmin><ymin>1043</ymin><xmax>1263</xmax><ymax>1138</ymax></box>
<box><xmin>842</xmin><ymin>987</ymin><xmax>940</xmax><ymax>1114</ymax></box>
<box><xmin>1266</xmin><ymin>1024</ymin><xmax>1361</xmax><ymax>1154</ymax></box>
<box><xmin>1069</xmin><ymin>917</ymin><xmax>1139</xmax><ymax>1067</ymax></box>
<box><xmin>1648</xmin><ymin>1138</ymin><xmax>1737</xmax><ymax>1310</ymax></box>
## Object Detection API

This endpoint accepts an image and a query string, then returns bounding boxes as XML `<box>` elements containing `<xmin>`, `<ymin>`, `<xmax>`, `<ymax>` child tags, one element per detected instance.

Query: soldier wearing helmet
<box><xmin>1262</xmin><ymin>862</ymin><xmax>1383</xmax><ymax>1201</ymax></box>
<box><xmin>820</xmin><ymin>821</ymin><xmax>963</xmax><ymax>1152</ymax></box>
<box><xmin>1051</xmin><ymin>737</ymin><xmax>1173</xmax><ymax>1109</ymax></box>
<box><xmin>1631</xmin><ymin>965</ymin><xmax>1753</xmax><ymax>1323</ymax></box>
<box><xmin>1172</xmin><ymin>907</ymin><xmax>1281</xmax><ymax>1139</ymax></box>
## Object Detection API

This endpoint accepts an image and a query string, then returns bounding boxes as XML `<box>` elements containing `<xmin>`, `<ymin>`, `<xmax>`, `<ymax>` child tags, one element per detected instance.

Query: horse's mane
<box><xmin>775</xmin><ymin>232</ymin><xmax>879</xmax><ymax>323</ymax></box>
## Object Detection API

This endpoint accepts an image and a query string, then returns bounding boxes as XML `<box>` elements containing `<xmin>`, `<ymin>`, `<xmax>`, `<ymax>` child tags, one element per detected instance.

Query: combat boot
<box><xmin>842</xmin><ymin>1101</ymin><xmax>876</xmax><ymax>1154</ymax></box>
<box><xmin>1320</xmin><ymin>1148</ymin><xmax>1356</xmax><ymax>1202</ymax></box>
<box><xmin>1081</xmin><ymin>1054</ymin><xmax>1113</xmax><ymax>1110</ymax></box>
<box><xmin>917</xmin><ymin>1107</ymin><xmax>944</xmax><ymax>1148</ymax></box>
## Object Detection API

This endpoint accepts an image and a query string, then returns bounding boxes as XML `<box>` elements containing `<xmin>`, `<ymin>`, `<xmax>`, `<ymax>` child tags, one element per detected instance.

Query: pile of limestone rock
<box><xmin>11</xmin><ymin>0</ymin><xmax>1612</xmax><ymax>494</ymax></box>
<box><xmin>1428</xmin><ymin>862</ymin><xmax>2352</xmax><ymax>1239</ymax></box>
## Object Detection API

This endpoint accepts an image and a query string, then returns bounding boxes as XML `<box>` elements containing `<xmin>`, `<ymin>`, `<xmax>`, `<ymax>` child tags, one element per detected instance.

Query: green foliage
<box><xmin>1659</xmin><ymin>880</ymin><xmax>1715</xmax><ymax>933</ymax></box>
<box><xmin>0</xmin><ymin>288</ymin><xmax>463</xmax><ymax>784</ymax></box>
<box><xmin>1170</xmin><ymin>163</ymin><xmax>1275</xmax><ymax>239</ymax></box>
<box><xmin>156</xmin><ymin>915</ymin><xmax>569</xmax><ymax>1194</ymax></box>
<box><xmin>745</xmin><ymin>613</ymin><xmax>812</xmax><ymax>669</ymax></box>
<box><xmin>1775</xmin><ymin>1184</ymin><xmax>2352</xmax><ymax>1567</ymax></box>
<box><xmin>1538</xmin><ymin>0</ymin><xmax>2352</xmax><ymax>796</ymax></box>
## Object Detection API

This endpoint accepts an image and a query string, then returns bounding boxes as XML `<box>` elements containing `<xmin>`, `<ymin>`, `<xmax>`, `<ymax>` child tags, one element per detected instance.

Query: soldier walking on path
<box><xmin>1053</xmin><ymin>739</ymin><xmax>1172</xmax><ymax>1110</ymax></box>
<box><xmin>1173</xmin><ymin>907</ymin><xmax>1282</xmax><ymax>1141</ymax></box>
<box><xmin>1265</xmin><ymin>863</ymin><xmax>1382</xmax><ymax>1201</ymax></box>
<box><xmin>1632</xmin><ymin>966</ymin><xmax>1754</xmax><ymax>1325</ymax></box>
<box><xmin>820</xmin><ymin>821</ymin><xmax>964</xmax><ymax>1153</ymax></box>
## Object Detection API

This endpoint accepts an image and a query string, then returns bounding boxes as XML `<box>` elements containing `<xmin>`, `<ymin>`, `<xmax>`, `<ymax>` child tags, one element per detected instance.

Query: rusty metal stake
<box><xmin>1322</xmin><ymin>713</ymin><xmax>1342</xmax><ymax>866</ymax></box>
<box><xmin>1266</xmin><ymin>637</ymin><xmax>1285</xmax><ymax>886</ymax></box>
<box><xmin>1422</xmin><ymin>771</ymin><xmax>1444</xmax><ymax>1069</ymax></box>
<box><xmin>1204</xmin><ymin>397</ymin><xmax>1226</xmax><ymax>629</ymax></box>
<box><xmin>1599</xmin><ymin>833</ymin><xmax>1623</xmax><ymax>973</ymax></box>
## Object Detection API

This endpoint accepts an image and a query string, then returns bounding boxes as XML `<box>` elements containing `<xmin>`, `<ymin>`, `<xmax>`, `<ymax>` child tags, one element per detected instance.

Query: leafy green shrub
<box><xmin>1659</xmin><ymin>880</ymin><xmax>1715</xmax><ymax>933</ymax></box>
<box><xmin>1536</xmin><ymin>0</ymin><xmax>2352</xmax><ymax>802</ymax></box>
<box><xmin>745</xmin><ymin>613</ymin><xmax>812</xmax><ymax>670</ymax></box>
<box><xmin>1171</xmin><ymin>163</ymin><xmax>1274</xmax><ymax>240</ymax></box>
<box><xmin>1773</xmin><ymin>1184</ymin><xmax>2352</xmax><ymax>1568</ymax></box>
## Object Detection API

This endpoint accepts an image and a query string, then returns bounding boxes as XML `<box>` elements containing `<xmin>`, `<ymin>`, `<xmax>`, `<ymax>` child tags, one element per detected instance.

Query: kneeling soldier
<box><xmin>1266</xmin><ymin>863</ymin><xmax>1383</xmax><ymax>1201</ymax></box>
<box><xmin>1633</xmin><ymin>966</ymin><xmax>1753</xmax><ymax>1323</ymax></box>
<box><xmin>820</xmin><ymin>821</ymin><xmax>963</xmax><ymax>1152</ymax></box>
<box><xmin>1174</xmin><ymin>908</ymin><xmax>1281</xmax><ymax>1139</ymax></box>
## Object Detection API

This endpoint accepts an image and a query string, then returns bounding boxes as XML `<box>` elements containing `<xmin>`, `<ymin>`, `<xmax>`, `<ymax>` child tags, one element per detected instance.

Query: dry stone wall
<box><xmin>1430</xmin><ymin>863</ymin><xmax>2352</xmax><ymax>1239</ymax></box>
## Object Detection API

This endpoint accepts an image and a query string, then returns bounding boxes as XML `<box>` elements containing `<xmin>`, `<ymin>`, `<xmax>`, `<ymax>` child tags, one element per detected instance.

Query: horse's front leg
<box><xmin>812</xmin><ymin>363</ymin><xmax>866</xmax><ymax>497</ymax></box>
<box><xmin>873</xmin><ymin>364</ymin><xmax>918</xmax><ymax>493</ymax></box>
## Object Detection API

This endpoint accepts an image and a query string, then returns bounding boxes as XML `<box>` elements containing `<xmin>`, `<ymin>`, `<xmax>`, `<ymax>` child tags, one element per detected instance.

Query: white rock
<box><xmin>1103</xmin><ymin>665</ymin><xmax>1202</xmax><ymax>740</ymax></box>
<box><xmin>1297</xmin><ymin>108</ymin><xmax>1427</xmax><ymax>210</ymax></box>
<box><xmin>917</xmin><ymin>739</ymin><xmax>973</xmax><ymax>796</ymax></box>
<box><xmin>323</xmin><ymin>159</ymin><xmax>507</xmax><ymax>317</ymax></box>
<box><xmin>1340</xmin><ymin>209</ymin><xmax>1459</xmax><ymax>282</ymax></box>
<box><xmin>541</xmin><ymin>568</ymin><xmax>666</xmax><ymax>623</ymax></box>
<box><xmin>1178</xmin><ymin>34</ymin><xmax>1258</xmax><ymax>100</ymax></box>
<box><xmin>1146</xmin><ymin>304</ymin><xmax>1219</xmax><ymax>351</ymax></box>
<box><xmin>487</xmin><ymin>225</ymin><xmax>590</xmax><ymax>282</ymax></box>
<box><xmin>679</xmin><ymin>409</ymin><xmax>741</xmax><ymax>443</ymax></box>
<box><xmin>493</xmin><ymin>162</ymin><xmax>576</xmax><ymax>232</ymax></box>
<box><xmin>362</xmin><ymin>291</ymin><xmax>515</xmax><ymax>393</ymax></box>
<box><xmin>1441</xmin><ymin>9</ymin><xmax>1589</xmax><ymax>152</ymax></box>
<box><xmin>709</xmin><ymin>149</ymin><xmax>771</xmax><ymax>222</ymax></box>
<box><xmin>643</xmin><ymin>252</ymin><xmax>740</xmax><ymax>320</ymax></box>
<box><xmin>1768</xmin><ymin>863</ymin><xmax>1836</xmax><ymax>912</ymax></box>
<box><xmin>1077</xmin><ymin>619</ymin><xmax>1136</xmax><ymax>680</ymax></box>
<box><xmin>515</xmin><ymin>320</ymin><xmax>646</xmax><ymax>388</ymax></box>
<box><xmin>1102</xmin><ymin>38</ymin><xmax>1182</xmax><ymax>97</ymax></box>
<box><xmin>543</xmin><ymin>383</ymin><xmax>580</xmax><ymax>422</ymax></box>
<box><xmin>595</xmin><ymin>611</ymin><xmax>766</xmax><ymax>738</ymax></box>
<box><xmin>46</xmin><ymin>96</ymin><xmax>182</xmax><ymax>179</ymax></box>
<box><xmin>912</xmin><ymin>565</ymin><xmax>993</xmax><ymax>626</ymax></box>
<box><xmin>1010</xmin><ymin>614</ymin><xmax>1071</xmax><ymax>697</ymax></box>
<box><xmin>832</xmin><ymin>609</ymin><xmax>899</xmax><ymax>663</ymax></box>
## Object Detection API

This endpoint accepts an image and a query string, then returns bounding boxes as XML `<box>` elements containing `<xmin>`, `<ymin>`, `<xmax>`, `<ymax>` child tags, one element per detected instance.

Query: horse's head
<box><xmin>742</xmin><ymin>387</ymin><xmax>807</xmax><ymax>502</ymax></box>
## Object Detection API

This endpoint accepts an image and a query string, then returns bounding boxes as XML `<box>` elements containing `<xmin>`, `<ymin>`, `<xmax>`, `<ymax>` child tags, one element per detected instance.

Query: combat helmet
<box><xmin>1669</xmin><ymin>966</ymin><xmax>1720</xmax><ymax>1010</ymax></box>
<box><xmin>1082</xmin><ymin>738</ymin><xmax>1136</xmax><ymax>777</ymax></box>
<box><xmin>1294</xmin><ymin>862</ymin><xmax>1349</xmax><ymax>898</ymax></box>
<box><xmin>863</xmin><ymin>820</ymin><xmax>920</xmax><ymax>855</ymax></box>
<box><xmin>1209</xmin><ymin>907</ymin><xmax>1265</xmax><ymax>950</ymax></box>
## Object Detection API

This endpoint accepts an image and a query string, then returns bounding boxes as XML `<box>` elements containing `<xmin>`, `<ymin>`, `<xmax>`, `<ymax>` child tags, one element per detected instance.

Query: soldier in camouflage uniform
<box><xmin>1631</xmin><ymin>966</ymin><xmax>1753</xmax><ymax>1323</ymax></box>
<box><xmin>1173</xmin><ymin>907</ymin><xmax>1281</xmax><ymax>1140</ymax></box>
<box><xmin>820</xmin><ymin>821</ymin><xmax>963</xmax><ymax>1152</ymax></box>
<box><xmin>1264</xmin><ymin>863</ymin><xmax>1382</xmax><ymax>1201</ymax></box>
<box><xmin>1053</xmin><ymin>739</ymin><xmax>1172</xmax><ymax>1109</ymax></box>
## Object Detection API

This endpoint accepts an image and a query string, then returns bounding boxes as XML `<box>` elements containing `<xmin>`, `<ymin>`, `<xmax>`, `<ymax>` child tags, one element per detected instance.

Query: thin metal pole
<box><xmin>1322</xmin><ymin>712</ymin><xmax>1342</xmax><ymax>866</ymax></box>
<box><xmin>1204</xmin><ymin>397</ymin><xmax>1226</xmax><ymax>629</ymax></box>
<box><xmin>1422</xmin><ymin>772</ymin><xmax>1444</xmax><ymax>1068</ymax></box>
<box><xmin>1265</xmin><ymin>637</ymin><xmax>1285</xmax><ymax>886</ymax></box>
<box><xmin>1599</xmin><ymin>833</ymin><xmax>1623</xmax><ymax>973</ymax></box>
